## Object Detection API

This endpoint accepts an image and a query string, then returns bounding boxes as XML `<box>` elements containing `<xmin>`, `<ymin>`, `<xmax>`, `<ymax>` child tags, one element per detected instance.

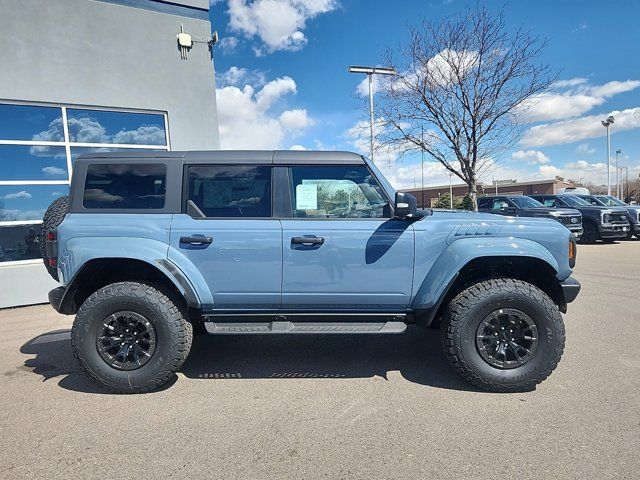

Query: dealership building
<box><xmin>0</xmin><ymin>0</ymin><xmax>219</xmax><ymax>308</ymax></box>
<box><xmin>404</xmin><ymin>177</ymin><xmax>578</xmax><ymax>208</ymax></box>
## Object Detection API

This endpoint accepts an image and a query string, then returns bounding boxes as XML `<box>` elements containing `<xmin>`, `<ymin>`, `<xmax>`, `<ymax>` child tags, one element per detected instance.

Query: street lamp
<box><xmin>348</xmin><ymin>65</ymin><xmax>397</xmax><ymax>163</ymax></box>
<box><xmin>601</xmin><ymin>115</ymin><xmax>615</xmax><ymax>195</ymax></box>
<box><xmin>449</xmin><ymin>173</ymin><xmax>453</xmax><ymax>209</ymax></box>
<box><xmin>615</xmin><ymin>149</ymin><xmax>622</xmax><ymax>198</ymax></box>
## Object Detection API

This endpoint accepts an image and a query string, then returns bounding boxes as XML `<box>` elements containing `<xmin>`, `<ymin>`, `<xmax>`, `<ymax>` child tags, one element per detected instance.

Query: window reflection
<box><xmin>0</xmin><ymin>103</ymin><xmax>64</xmax><ymax>142</ymax></box>
<box><xmin>66</xmin><ymin>109</ymin><xmax>166</xmax><ymax>145</ymax></box>
<box><xmin>0</xmin><ymin>224</ymin><xmax>43</xmax><ymax>262</ymax></box>
<box><xmin>0</xmin><ymin>145</ymin><xmax>68</xmax><ymax>181</ymax></box>
<box><xmin>0</xmin><ymin>186</ymin><xmax>68</xmax><ymax>221</ymax></box>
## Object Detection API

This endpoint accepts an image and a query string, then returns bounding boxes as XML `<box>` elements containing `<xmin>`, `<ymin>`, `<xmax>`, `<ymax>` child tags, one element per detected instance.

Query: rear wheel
<box><xmin>441</xmin><ymin>278</ymin><xmax>565</xmax><ymax>392</ymax></box>
<box><xmin>71</xmin><ymin>282</ymin><xmax>193</xmax><ymax>393</ymax></box>
<box><xmin>40</xmin><ymin>195</ymin><xmax>69</xmax><ymax>280</ymax></box>
<box><xmin>579</xmin><ymin>221</ymin><xmax>598</xmax><ymax>244</ymax></box>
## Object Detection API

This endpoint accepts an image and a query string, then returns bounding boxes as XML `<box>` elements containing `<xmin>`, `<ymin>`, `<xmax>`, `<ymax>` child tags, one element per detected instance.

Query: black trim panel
<box><xmin>93</xmin><ymin>0</ymin><xmax>209</xmax><ymax>20</ymax></box>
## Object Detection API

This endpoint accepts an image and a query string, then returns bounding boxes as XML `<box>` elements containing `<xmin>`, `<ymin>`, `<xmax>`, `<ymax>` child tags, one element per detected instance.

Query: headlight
<box><xmin>548</xmin><ymin>211</ymin><xmax>562</xmax><ymax>217</ymax></box>
<box><xmin>602</xmin><ymin>210</ymin><xmax>612</xmax><ymax>223</ymax></box>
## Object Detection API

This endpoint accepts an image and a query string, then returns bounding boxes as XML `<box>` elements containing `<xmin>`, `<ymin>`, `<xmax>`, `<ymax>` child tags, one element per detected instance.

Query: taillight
<box><xmin>46</xmin><ymin>231</ymin><xmax>56</xmax><ymax>241</ymax></box>
<box><xmin>48</xmin><ymin>258</ymin><xmax>57</xmax><ymax>267</ymax></box>
<box><xmin>45</xmin><ymin>230</ymin><xmax>58</xmax><ymax>267</ymax></box>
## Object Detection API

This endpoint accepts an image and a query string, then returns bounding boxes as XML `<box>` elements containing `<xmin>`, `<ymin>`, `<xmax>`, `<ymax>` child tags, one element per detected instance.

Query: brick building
<box><xmin>403</xmin><ymin>177</ymin><xmax>577</xmax><ymax>208</ymax></box>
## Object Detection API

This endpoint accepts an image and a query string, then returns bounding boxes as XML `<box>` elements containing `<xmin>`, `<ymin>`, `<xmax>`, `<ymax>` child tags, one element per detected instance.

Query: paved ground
<box><xmin>1</xmin><ymin>241</ymin><xmax>639</xmax><ymax>479</ymax></box>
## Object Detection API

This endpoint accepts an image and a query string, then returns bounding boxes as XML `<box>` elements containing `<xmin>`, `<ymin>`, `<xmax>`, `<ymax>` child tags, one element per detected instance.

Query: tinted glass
<box><xmin>187</xmin><ymin>165</ymin><xmax>272</xmax><ymax>218</ymax></box>
<box><xmin>510</xmin><ymin>196</ymin><xmax>543</xmax><ymax>208</ymax></box>
<box><xmin>0</xmin><ymin>224</ymin><xmax>44</xmax><ymax>262</ymax></box>
<box><xmin>491</xmin><ymin>199</ymin><xmax>510</xmax><ymax>211</ymax></box>
<box><xmin>561</xmin><ymin>195</ymin><xmax>590</xmax><ymax>207</ymax></box>
<box><xmin>0</xmin><ymin>145</ymin><xmax>68</xmax><ymax>181</ymax></box>
<box><xmin>83</xmin><ymin>164</ymin><xmax>166</xmax><ymax>209</ymax></box>
<box><xmin>0</xmin><ymin>185</ymin><xmax>68</xmax><ymax>221</ymax></box>
<box><xmin>596</xmin><ymin>195</ymin><xmax>626</xmax><ymax>207</ymax></box>
<box><xmin>67</xmin><ymin>109</ymin><xmax>166</xmax><ymax>145</ymax></box>
<box><xmin>0</xmin><ymin>103</ymin><xmax>64</xmax><ymax>142</ymax></box>
<box><xmin>477</xmin><ymin>198</ymin><xmax>491</xmax><ymax>209</ymax></box>
<box><xmin>290</xmin><ymin>165</ymin><xmax>388</xmax><ymax>218</ymax></box>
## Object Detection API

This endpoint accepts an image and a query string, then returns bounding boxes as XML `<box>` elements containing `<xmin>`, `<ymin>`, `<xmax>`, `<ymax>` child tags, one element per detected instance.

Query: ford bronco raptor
<box><xmin>43</xmin><ymin>151</ymin><xmax>580</xmax><ymax>393</ymax></box>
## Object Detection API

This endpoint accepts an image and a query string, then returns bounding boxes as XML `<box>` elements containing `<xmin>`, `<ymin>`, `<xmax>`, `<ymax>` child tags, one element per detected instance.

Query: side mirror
<box><xmin>395</xmin><ymin>192</ymin><xmax>418</xmax><ymax>218</ymax></box>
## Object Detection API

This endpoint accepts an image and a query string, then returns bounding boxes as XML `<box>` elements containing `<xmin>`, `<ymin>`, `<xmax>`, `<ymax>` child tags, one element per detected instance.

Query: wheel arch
<box><xmin>58</xmin><ymin>257</ymin><xmax>200</xmax><ymax>315</ymax></box>
<box><xmin>412</xmin><ymin>238</ymin><xmax>566</xmax><ymax>326</ymax></box>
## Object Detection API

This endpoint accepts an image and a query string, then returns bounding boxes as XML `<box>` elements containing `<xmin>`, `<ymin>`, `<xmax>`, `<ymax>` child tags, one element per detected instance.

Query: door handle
<box><xmin>291</xmin><ymin>235</ymin><xmax>324</xmax><ymax>246</ymax></box>
<box><xmin>180</xmin><ymin>235</ymin><xmax>213</xmax><ymax>245</ymax></box>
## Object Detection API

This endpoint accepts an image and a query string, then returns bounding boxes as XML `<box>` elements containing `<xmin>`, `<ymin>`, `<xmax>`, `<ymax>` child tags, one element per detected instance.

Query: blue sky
<box><xmin>209</xmin><ymin>0</ymin><xmax>640</xmax><ymax>190</ymax></box>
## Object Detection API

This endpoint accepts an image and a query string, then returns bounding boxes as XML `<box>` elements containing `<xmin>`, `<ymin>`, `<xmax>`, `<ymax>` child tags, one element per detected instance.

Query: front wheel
<box><xmin>441</xmin><ymin>279</ymin><xmax>565</xmax><ymax>392</ymax></box>
<box><xmin>71</xmin><ymin>282</ymin><xmax>193</xmax><ymax>393</ymax></box>
<box><xmin>579</xmin><ymin>222</ymin><xmax>598</xmax><ymax>244</ymax></box>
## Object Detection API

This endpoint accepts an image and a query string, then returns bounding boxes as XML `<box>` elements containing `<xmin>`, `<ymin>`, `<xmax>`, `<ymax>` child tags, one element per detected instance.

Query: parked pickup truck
<box><xmin>478</xmin><ymin>195</ymin><xmax>583</xmax><ymax>239</ymax></box>
<box><xmin>530</xmin><ymin>194</ymin><xmax>630</xmax><ymax>244</ymax></box>
<box><xmin>575</xmin><ymin>194</ymin><xmax>640</xmax><ymax>239</ymax></box>
<box><xmin>42</xmin><ymin>151</ymin><xmax>580</xmax><ymax>393</ymax></box>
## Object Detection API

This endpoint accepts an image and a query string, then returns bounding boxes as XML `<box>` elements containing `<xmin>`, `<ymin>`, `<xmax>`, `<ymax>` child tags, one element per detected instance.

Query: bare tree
<box><xmin>377</xmin><ymin>5</ymin><xmax>556</xmax><ymax>210</ymax></box>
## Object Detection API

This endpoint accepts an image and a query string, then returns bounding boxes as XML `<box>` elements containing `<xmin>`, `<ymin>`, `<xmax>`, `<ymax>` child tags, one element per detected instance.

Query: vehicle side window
<box><xmin>491</xmin><ymin>199</ymin><xmax>509</xmax><ymax>211</ymax></box>
<box><xmin>83</xmin><ymin>163</ymin><xmax>166</xmax><ymax>209</ymax></box>
<box><xmin>289</xmin><ymin>165</ymin><xmax>389</xmax><ymax>218</ymax></box>
<box><xmin>477</xmin><ymin>198</ymin><xmax>491</xmax><ymax>209</ymax></box>
<box><xmin>540</xmin><ymin>197</ymin><xmax>556</xmax><ymax>208</ymax></box>
<box><xmin>186</xmin><ymin>165</ymin><xmax>272</xmax><ymax>218</ymax></box>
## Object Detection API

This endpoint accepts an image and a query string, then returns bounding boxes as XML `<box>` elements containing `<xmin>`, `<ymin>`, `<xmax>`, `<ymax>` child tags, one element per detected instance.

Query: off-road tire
<box><xmin>71</xmin><ymin>282</ymin><xmax>193</xmax><ymax>393</ymax></box>
<box><xmin>579</xmin><ymin>221</ymin><xmax>598</xmax><ymax>244</ymax></box>
<box><xmin>40</xmin><ymin>195</ymin><xmax>69</xmax><ymax>280</ymax></box>
<box><xmin>441</xmin><ymin>278</ymin><xmax>565</xmax><ymax>393</ymax></box>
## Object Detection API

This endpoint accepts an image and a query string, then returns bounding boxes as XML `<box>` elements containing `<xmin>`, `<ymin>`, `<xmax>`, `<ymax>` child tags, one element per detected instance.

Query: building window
<box><xmin>0</xmin><ymin>102</ymin><xmax>169</xmax><ymax>265</ymax></box>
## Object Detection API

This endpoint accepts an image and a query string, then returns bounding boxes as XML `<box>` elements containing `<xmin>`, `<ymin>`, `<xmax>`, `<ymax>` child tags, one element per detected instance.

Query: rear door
<box><xmin>168</xmin><ymin>161</ymin><xmax>282</xmax><ymax>311</ymax></box>
<box><xmin>279</xmin><ymin>163</ymin><xmax>415</xmax><ymax>311</ymax></box>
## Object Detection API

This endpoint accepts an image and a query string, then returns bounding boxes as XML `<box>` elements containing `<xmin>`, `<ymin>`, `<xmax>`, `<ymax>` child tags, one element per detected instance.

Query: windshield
<box><xmin>560</xmin><ymin>195</ymin><xmax>591</xmax><ymax>207</ymax></box>
<box><xmin>510</xmin><ymin>196</ymin><xmax>543</xmax><ymax>208</ymax></box>
<box><xmin>596</xmin><ymin>195</ymin><xmax>627</xmax><ymax>207</ymax></box>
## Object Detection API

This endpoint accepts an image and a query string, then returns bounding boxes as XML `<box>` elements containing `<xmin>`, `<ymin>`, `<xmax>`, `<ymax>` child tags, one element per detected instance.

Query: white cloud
<box><xmin>113</xmin><ymin>126</ymin><xmax>165</xmax><ymax>145</ymax></box>
<box><xmin>519</xmin><ymin>79</ymin><xmax>640</xmax><ymax>122</ymax></box>
<box><xmin>289</xmin><ymin>144</ymin><xmax>307</xmax><ymax>150</ymax></box>
<box><xmin>218</xmin><ymin>35</ymin><xmax>239</xmax><ymax>54</ymax></box>
<box><xmin>216</xmin><ymin>68</ymin><xmax>314</xmax><ymax>149</ymax></box>
<box><xmin>356</xmin><ymin>75</ymin><xmax>381</xmax><ymax>97</ymax></box>
<box><xmin>577</xmin><ymin>143</ymin><xmax>596</xmax><ymax>154</ymax></box>
<box><xmin>227</xmin><ymin>0</ymin><xmax>338</xmax><ymax>55</ymax></box>
<box><xmin>217</xmin><ymin>66</ymin><xmax>266</xmax><ymax>88</ymax></box>
<box><xmin>511</xmin><ymin>149</ymin><xmax>550</xmax><ymax>164</ymax></box>
<box><xmin>42</xmin><ymin>166</ymin><xmax>66</xmax><ymax>177</ymax></box>
<box><xmin>2</xmin><ymin>191</ymin><xmax>32</xmax><ymax>200</ymax></box>
<box><xmin>279</xmin><ymin>109</ymin><xmax>313</xmax><ymax>130</ymax></box>
<box><xmin>521</xmin><ymin>107</ymin><xmax>640</xmax><ymax>147</ymax></box>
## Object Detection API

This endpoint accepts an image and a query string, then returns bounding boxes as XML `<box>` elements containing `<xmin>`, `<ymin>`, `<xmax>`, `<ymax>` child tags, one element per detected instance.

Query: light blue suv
<box><xmin>43</xmin><ymin>151</ymin><xmax>580</xmax><ymax>393</ymax></box>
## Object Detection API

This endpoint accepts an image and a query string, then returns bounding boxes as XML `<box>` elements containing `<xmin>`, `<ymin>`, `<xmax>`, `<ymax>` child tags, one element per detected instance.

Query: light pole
<box><xmin>601</xmin><ymin>116</ymin><xmax>615</xmax><ymax>195</ymax></box>
<box><xmin>421</xmin><ymin>125</ymin><xmax>425</xmax><ymax>208</ymax></box>
<box><xmin>348</xmin><ymin>66</ymin><xmax>397</xmax><ymax>163</ymax></box>
<box><xmin>579</xmin><ymin>177</ymin><xmax>584</xmax><ymax>187</ymax></box>
<box><xmin>449</xmin><ymin>173</ymin><xmax>453</xmax><ymax>209</ymax></box>
<box><xmin>615</xmin><ymin>149</ymin><xmax>622</xmax><ymax>198</ymax></box>
<box><xmin>620</xmin><ymin>166</ymin><xmax>629</xmax><ymax>201</ymax></box>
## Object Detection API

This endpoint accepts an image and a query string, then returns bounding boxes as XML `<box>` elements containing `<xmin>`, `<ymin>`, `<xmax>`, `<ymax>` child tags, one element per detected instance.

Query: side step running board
<box><xmin>204</xmin><ymin>321</ymin><xmax>407</xmax><ymax>335</ymax></box>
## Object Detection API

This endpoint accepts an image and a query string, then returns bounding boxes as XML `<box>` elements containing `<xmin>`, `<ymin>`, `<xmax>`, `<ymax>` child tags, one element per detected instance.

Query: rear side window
<box><xmin>83</xmin><ymin>163</ymin><xmax>166</xmax><ymax>209</ymax></box>
<box><xmin>186</xmin><ymin>165</ymin><xmax>272</xmax><ymax>218</ymax></box>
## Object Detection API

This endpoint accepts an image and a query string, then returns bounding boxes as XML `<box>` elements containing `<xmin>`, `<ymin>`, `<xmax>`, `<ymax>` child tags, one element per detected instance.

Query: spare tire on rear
<box><xmin>41</xmin><ymin>195</ymin><xmax>69</xmax><ymax>281</ymax></box>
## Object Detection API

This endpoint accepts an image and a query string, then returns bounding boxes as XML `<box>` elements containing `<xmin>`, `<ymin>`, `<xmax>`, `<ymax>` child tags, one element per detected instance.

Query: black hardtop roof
<box><xmin>74</xmin><ymin>150</ymin><xmax>366</xmax><ymax>165</ymax></box>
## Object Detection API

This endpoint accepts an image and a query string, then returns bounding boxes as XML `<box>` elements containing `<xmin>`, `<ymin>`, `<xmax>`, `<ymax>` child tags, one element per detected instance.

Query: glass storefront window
<box><xmin>0</xmin><ymin>103</ymin><xmax>64</xmax><ymax>142</ymax></box>
<box><xmin>0</xmin><ymin>224</ymin><xmax>43</xmax><ymax>262</ymax></box>
<box><xmin>0</xmin><ymin>145</ymin><xmax>68</xmax><ymax>181</ymax></box>
<box><xmin>0</xmin><ymin>185</ymin><xmax>69</xmax><ymax>222</ymax></box>
<box><xmin>66</xmin><ymin>109</ymin><xmax>166</xmax><ymax>145</ymax></box>
<box><xmin>0</xmin><ymin>102</ymin><xmax>169</xmax><ymax>264</ymax></box>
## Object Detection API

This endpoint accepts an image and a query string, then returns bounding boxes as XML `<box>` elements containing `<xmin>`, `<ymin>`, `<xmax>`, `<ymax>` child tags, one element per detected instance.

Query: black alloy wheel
<box><xmin>475</xmin><ymin>308</ymin><xmax>538</xmax><ymax>369</ymax></box>
<box><xmin>96</xmin><ymin>311</ymin><xmax>157</xmax><ymax>370</ymax></box>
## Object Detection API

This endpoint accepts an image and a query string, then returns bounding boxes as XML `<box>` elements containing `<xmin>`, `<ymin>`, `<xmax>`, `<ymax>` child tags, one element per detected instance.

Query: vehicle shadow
<box><xmin>20</xmin><ymin>326</ymin><xmax>479</xmax><ymax>394</ymax></box>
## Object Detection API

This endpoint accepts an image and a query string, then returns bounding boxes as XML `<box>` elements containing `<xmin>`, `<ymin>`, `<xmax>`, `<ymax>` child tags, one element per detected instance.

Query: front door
<box><xmin>168</xmin><ymin>164</ymin><xmax>281</xmax><ymax>311</ymax></box>
<box><xmin>280</xmin><ymin>164</ymin><xmax>415</xmax><ymax>311</ymax></box>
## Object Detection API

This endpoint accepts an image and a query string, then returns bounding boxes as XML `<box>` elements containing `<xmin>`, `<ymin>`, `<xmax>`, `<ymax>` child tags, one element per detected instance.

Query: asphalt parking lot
<box><xmin>1</xmin><ymin>241</ymin><xmax>639</xmax><ymax>479</ymax></box>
